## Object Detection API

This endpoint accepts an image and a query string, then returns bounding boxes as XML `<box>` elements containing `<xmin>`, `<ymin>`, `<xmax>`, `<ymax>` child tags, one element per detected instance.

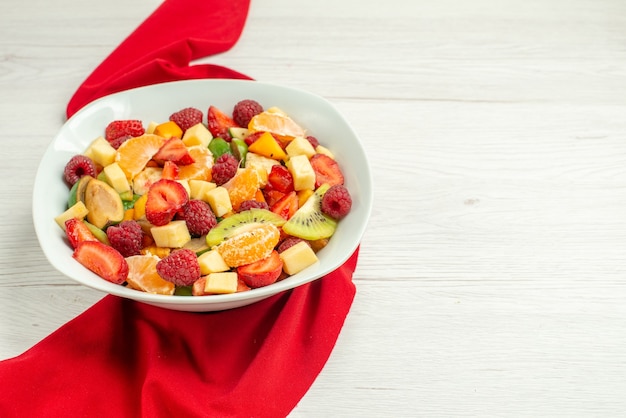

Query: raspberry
<box><xmin>177</xmin><ymin>199</ymin><xmax>217</xmax><ymax>236</ymax></box>
<box><xmin>105</xmin><ymin>120</ymin><xmax>145</xmax><ymax>143</ymax></box>
<box><xmin>109</xmin><ymin>135</ymin><xmax>131</xmax><ymax>150</ymax></box>
<box><xmin>106</xmin><ymin>220</ymin><xmax>144</xmax><ymax>257</ymax></box>
<box><xmin>306</xmin><ymin>135</ymin><xmax>320</xmax><ymax>148</ymax></box>
<box><xmin>170</xmin><ymin>107</ymin><xmax>203</xmax><ymax>132</ymax></box>
<box><xmin>277</xmin><ymin>237</ymin><xmax>310</xmax><ymax>253</ymax></box>
<box><xmin>321</xmin><ymin>184</ymin><xmax>352</xmax><ymax>219</ymax></box>
<box><xmin>64</xmin><ymin>155</ymin><xmax>97</xmax><ymax>186</ymax></box>
<box><xmin>232</xmin><ymin>99</ymin><xmax>263</xmax><ymax>127</ymax></box>
<box><xmin>211</xmin><ymin>153</ymin><xmax>239</xmax><ymax>185</ymax></box>
<box><xmin>238</xmin><ymin>200</ymin><xmax>270</xmax><ymax>212</ymax></box>
<box><xmin>156</xmin><ymin>249</ymin><xmax>201</xmax><ymax>286</ymax></box>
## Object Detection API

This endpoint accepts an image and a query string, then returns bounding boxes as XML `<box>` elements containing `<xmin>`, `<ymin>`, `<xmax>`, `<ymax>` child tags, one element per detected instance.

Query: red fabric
<box><xmin>0</xmin><ymin>0</ymin><xmax>359</xmax><ymax>417</ymax></box>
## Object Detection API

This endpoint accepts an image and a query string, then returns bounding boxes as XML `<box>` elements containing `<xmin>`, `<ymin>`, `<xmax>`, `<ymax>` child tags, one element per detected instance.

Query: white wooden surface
<box><xmin>2</xmin><ymin>0</ymin><xmax>626</xmax><ymax>416</ymax></box>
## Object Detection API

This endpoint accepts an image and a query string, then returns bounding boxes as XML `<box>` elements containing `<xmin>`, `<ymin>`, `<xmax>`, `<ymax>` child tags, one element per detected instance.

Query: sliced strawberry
<box><xmin>270</xmin><ymin>191</ymin><xmax>298</xmax><ymax>220</ymax></box>
<box><xmin>237</xmin><ymin>250</ymin><xmax>283</xmax><ymax>288</ymax></box>
<box><xmin>267</xmin><ymin>164</ymin><xmax>294</xmax><ymax>194</ymax></box>
<box><xmin>145</xmin><ymin>179</ymin><xmax>189</xmax><ymax>226</ymax></box>
<box><xmin>207</xmin><ymin>105</ymin><xmax>239</xmax><ymax>138</ymax></box>
<box><xmin>161</xmin><ymin>160</ymin><xmax>179</xmax><ymax>180</ymax></box>
<box><xmin>310</xmin><ymin>153</ymin><xmax>345</xmax><ymax>188</ymax></box>
<box><xmin>262</xmin><ymin>184</ymin><xmax>285</xmax><ymax>208</ymax></box>
<box><xmin>153</xmin><ymin>137</ymin><xmax>195</xmax><ymax>166</ymax></box>
<box><xmin>105</xmin><ymin>120</ymin><xmax>145</xmax><ymax>142</ymax></box>
<box><xmin>73</xmin><ymin>240</ymin><xmax>128</xmax><ymax>284</ymax></box>
<box><xmin>65</xmin><ymin>218</ymin><xmax>98</xmax><ymax>249</ymax></box>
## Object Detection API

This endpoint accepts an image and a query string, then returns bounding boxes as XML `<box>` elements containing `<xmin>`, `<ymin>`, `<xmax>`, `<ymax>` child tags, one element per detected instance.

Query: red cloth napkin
<box><xmin>0</xmin><ymin>0</ymin><xmax>359</xmax><ymax>416</ymax></box>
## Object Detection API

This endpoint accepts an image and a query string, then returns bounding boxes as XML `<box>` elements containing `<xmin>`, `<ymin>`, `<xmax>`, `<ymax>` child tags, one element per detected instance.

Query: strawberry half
<box><xmin>267</xmin><ymin>164</ymin><xmax>294</xmax><ymax>194</ymax></box>
<box><xmin>153</xmin><ymin>137</ymin><xmax>195</xmax><ymax>166</ymax></box>
<box><xmin>105</xmin><ymin>120</ymin><xmax>145</xmax><ymax>142</ymax></box>
<box><xmin>207</xmin><ymin>105</ymin><xmax>239</xmax><ymax>138</ymax></box>
<box><xmin>145</xmin><ymin>179</ymin><xmax>189</xmax><ymax>226</ymax></box>
<box><xmin>237</xmin><ymin>250</ymin><xmax>283</xmax><ymax>288</ymax></box>
<box><xmin>161</xmin><ymin>160</ymin><xmax>179</xmax><ymax>180</ymax></box>
<box><xmin>310</xmin><ymin>154</ymin><xmax>345</xmax><ymax>188</ymax></box>
<box><xmin>65</xmin><ymin>218</ymin><xmax>98</xmax><ymax>249</ymax></box>
<box><xmin>73</xmin><ymin>240</ymin><xmax>129</xmax><ymax>284</ymax></box>
<box><xmin>270</xmin><ymin>191</ymin><xmax>299</xmax><ymax>220</ymax></box>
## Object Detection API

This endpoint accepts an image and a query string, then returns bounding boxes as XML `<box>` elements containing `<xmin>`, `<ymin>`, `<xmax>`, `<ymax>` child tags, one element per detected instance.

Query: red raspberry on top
<box><xmin>64</xmin><ymin>155</ymin><xmax>97</xmax><ymax>186</ymax></box>
<box><xmin>105</xmin><ymin>120</ymin><xmax>145</xmax><ymax>143</ymax></box>
<box><xmin>156</xmin><ymin>249</ymin><xmax>201</xmax><ymax>286</ymax></box>
<box><xmin>177</xmin><ymin>199</ymin><xmax>217</xmax><ymax>236</ymax></box>
<box><xmin>321</xmin><ymin>184</ymin><xmax>352</xmax><ymax>220</ymax></box>
<box><xmin>211</xmin><ymin>153</ymin><xmax>239</xmax><ymax>185</ymax></box>
<box><xmin>232</xmin><ymin>99</ymin><xmax>263</xmax><ymax>127</ymax></box>
<box><xmin>106</xmin><ymin>220</ymin><xmax>144</xmax><ymax>257</ymax></box>
<box><xmin>169</xmin><ymin>107</ymin><xmax>203</xmax><ymax>132</ymax></box>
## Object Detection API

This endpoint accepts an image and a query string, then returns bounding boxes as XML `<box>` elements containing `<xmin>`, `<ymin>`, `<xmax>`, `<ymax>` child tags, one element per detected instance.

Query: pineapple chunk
<box><xmin>279</xmin><ymin>241</ymin><xmax>319</xmax><ymax>275</ymax></box>
<box><xmin>150</xmin><ymin>220</ymin><xmax>191</xmax><ymax>248</ymax></box>
<box><xmin>314</xmin><ymin>145</ymin><xmax>335</xmax><ymax>159</ymax></box>
<box><xmin>55</xmin><ymin>201</ymin><xmax>89</xmax><ymax>230</ymax></box>
<box><xmin>103</xmin><ymin>162</ymin><xmax>131</xmax><ymax>193</ymax></box>
<box><xmin>198</xmin><ymin>249</ymin><xmax>230</xmax><ymax>275</ymax></box>
<box><xmin>286</xmin><ymin>154</ymin><xmax>315</xmax><ymax>191</ymax></box>
<box><xmin>154</xmin><ymin>120</ymin><xmax>183</xmax><ymax>139</ymax></box>
<box><xmin>204</xmin><ymin>272</ymin><xmax>238</xmax><ymax>294</ymax></box>
<box><xmin>177</xmin><ymin>179</ymin><xmax>191</xmax><ymax>197</ymax></box>
<box><xmin>286</xmin><ymin>136</ymin><xmax>316</xmax><ymax>159</ymax></box>
<box><xmin>189</xmin><ymin>179</ymin><xmax>217</xmax><ymax>201</ymax></box>
<box><xmin>146</xmin><ymin>121</ymin><xmax>159</xmax><ymax>134</ymax></box>
<box><xmin>182</xmin><ymin>123</ymin><xmax>213</xmax><ymax>148</ymax></box>
<box><xmin>84</xmin><ymin>136</ymin><xmax>116</xmax><ymax>167</ymax></box>
<box><xmin>205</xmin><ymin>186</ymin><xmax>232</xmax><ymax>217</ymax></box>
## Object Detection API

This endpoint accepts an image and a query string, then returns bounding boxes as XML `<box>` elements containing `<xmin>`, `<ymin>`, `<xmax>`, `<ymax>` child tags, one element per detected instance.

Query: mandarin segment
<box><xmin>247</xmin><ymin>111</ymin><xmax>305</xmax><ymax>140</ymax></box>
<box><xmin>177</xmin><ymin>146</ymin><xmax>214</xmax><ymax>182</ymax></box>
<box><xmin>115</xmin><ymin>134</ymin><xmax>166</xmax><ymax>180</ymax></box>
<box><xmin>223</xmin><ymin>167</ymin><xmax>261</xmax><ymax>212</ymax></box>
<box><xmin>217</xmin><ymin>223</ymin><xmax>280</xmax><ymax>267</ymax></box>
<box><xmin>125</xmin><ymin>255</ymin><xmax>175</xmax><ymax>295</ymax></box>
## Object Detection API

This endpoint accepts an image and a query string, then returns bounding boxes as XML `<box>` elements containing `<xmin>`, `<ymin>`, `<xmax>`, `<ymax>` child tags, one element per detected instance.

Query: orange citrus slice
<box><xmin>115</xmin><ymin>134</ymin><xmax>166</xmax><ymax>180</ymax></box>
<box><xmin>177</xmin><ymin>146</ymin><xmax>214</xmax><ymax>182</ymax></box>
<box><xmin>126</xmin><ymin>255</ymin><xmax>175</xmax><ymax>295</ymax></box>
<box><xmin>217</xmin><ymin>223</ymin><xmax>280</xmax><ymax>267</ymax></box>
<box><xmin>223</xmin><ymin>167</ymin><xmax>261</xmax><ymax>212</ymax></box>
<box><xmin>247</xmin><ymin>110</ymin><xmax>305</xmax><ymax>140</ymax></box>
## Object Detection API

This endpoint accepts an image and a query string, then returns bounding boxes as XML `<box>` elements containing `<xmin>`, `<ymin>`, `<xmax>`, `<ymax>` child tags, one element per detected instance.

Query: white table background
<box><xmin>2</xmin><ymin>0</ymin><xmax>626</xmax><ymax>416</ymax></box>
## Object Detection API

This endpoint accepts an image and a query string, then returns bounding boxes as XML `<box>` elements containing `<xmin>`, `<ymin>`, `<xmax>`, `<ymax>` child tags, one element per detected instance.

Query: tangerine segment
<box><xmin>126</xmin><ymin>255</ymin><xmax>175</xmax><ymax>295</ymax></box>
<box><xmin>116</xmin><ymin>134</ymin><xmax>166</xmax><ymax>180</ymax></box>
<box><xmin>247</xmin><ymin>111</ymin><xmax>305</xmax><ymax>141</ymax></box>
<box><xmin>223</xmin><ymin>167</ymin><xmax>261</xmax><ymax>212</ymax></box>
<box><xmin>177</xmin><ymin>146</ymin><xmax>214</xmax><ymax>182</ymax></box>
<box><xmin>217</xmin><ymin>223</ymin><xmax>280</xmax><ymax>267</ymax></box>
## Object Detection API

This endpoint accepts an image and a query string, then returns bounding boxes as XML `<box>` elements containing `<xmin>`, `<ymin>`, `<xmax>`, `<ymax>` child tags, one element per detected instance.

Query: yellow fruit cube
<box><xmin>145</xmin><ymin>121</ymin><xmax>159</xmax><ymax>135</ymax></box>
<box><xmin>182</xmin><ymin>123</ymin><xmax>213</xmax><ymax>148</ymax></box>
<box><xmin>55</xmin><ymin>201</ymin><xmax>89</xmax><ymax>230</ymax></box>
<box><xmin>103</xmin><ymin>162</ymin><xmax>131</xmax><ymax>193</ymax></box>
<box><xmin>189</xmin><ymin>180</ymin><xmax>217</xmax><ymax>201</ymax></box>
<box><xmin>154</xmin><ymin>121</ymin><xmax>183</xmax><ymax>139</ymax></box>
<box><xmin>315</xmin><ymin>145</ymin><xmax>334</xmax><ymax>159</ymax></box>
<box><xmin>279</xmin><ymin>241</ymin><xmax>319</xmax><ymax>275</ymax></box>
<box><xmin>198</xmin><ymin>249</ymin><xmax>230</xmax><ymax>274</ymax></box>
<box><xmin>248</xmin><ymin>131</ymin><xmax>287</xmax><ymax>160</ymax></box>
<box><xmin>133</xmin><ymin>194</ymin><xmax>148</xmax><ymax>221</ymax></box>
<box><xmin>297</xmin><ymin>188</ymin><xmax>315</xmax><ymax>207</ymax></box>
<box><xmin>286</xmin><ymin>136</ymin><xmax>316</xmax><ymax>159</ymax></box>
<box><xmin>204</xmin><ymin>272</ymin><xmax>238</xmax><ymax>294</ymax></box>
<box><xmin>150</xmin><ymin>220</ymin><xmax>191</xmax><ymax>248</ymax></box>
<box><xmin>205</xmin><ymin>186</ymin><xmax>232</xmax><ymax>217</ymax></box>
<box><xmin>286</xmin><ymin>154</ymin><xmax>315</xmax><ymax>191</ymax></box>
<box><xmin>84</xmin><ymin>136</ymin><xmax>116</xmax><ymax>167</ymax></box>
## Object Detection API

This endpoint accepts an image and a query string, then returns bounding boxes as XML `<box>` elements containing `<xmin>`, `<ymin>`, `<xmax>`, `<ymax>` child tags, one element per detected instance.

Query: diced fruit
<box><xmin>65</xmin><ymin>218</ymin><xmax>98</xmax><ymax>249</ymax></box>
<box><xmin>72</xmin><ymin>240</ymin><xmax>129</xmax><ymax>284</ymax></box>
<box><xmin>222</xmin><ymin>167</ymin><xmax>261</xmax><ymax>212</ymax></box>
<box><xmin>297</xmin><ymin>188</ymin><xmax>314</xmax><ymax>207</ymax></box>
<box><xmin>153</xmin><ymin>120</ymin><xmax>183</xmax><ymax>139</ymax></box>
<box><xmin>156</xmin><ymin>249</ymin><xmax>201</xmax><ymax>286</ymax></box>
<box><xmin>282</xmin><ymin>184</ymin><xmax>337</xmax><ymax>240</ymax></box>
<box><xmin>237</xmin><ymin>250</ymin><xmax>283</xmax><ymax>288</ymax></box>
<box><xmin>230</xmin><ymin>138</ymin><xmax>248</xmax><ymax>165</ymax></box>
<box><xmin>56</xmin><ymin>200</ymin><xmax>89</xmax><ymax>230</ymax></box>
<box><xmin>84</xmin><ymin>178</ymin><xmax>125</xmax><ymax>229</ymax></box>
<box><xmin>103</xmin><ymin>162</ymin><xmax>131</xmax><ymax>194</ymax></box>
<box><xmin>310</xmin><ymin>153</ymin><xmax>344</xmax><ymax>188</ymax></box>
<box><xmin>285</xmin><ymin>136</ymin><xmax>316</xmax><ymax>159</ymax></box>
<box><xmin>229</xmin><ymin>127</ymin><xmax>251</xmax><ymax>141</ymax></box>
<box><xmin>205</xmin><ymin>208</ymin><xmax>287</xmax><ymax>248</ymax></box>
<box><xmin>208</xmin><ymin>105</ymin><xmax>239</xmax><ymax>138</ymax></box>
<box><xmin>204</xmin><ymin>272</ymin><xmax>239</xmax><ymax>294</ymax></box>
<box><xmin>145</xmin><ymin>179</ymin><xmax>189</xmax><ymax>226</ymax></box>
<box><xmin>286</xmin><ymin>154</ymin><xmax>315</xmax><ymax>191</ymax></box>
<box><xmin>115</xmin><ymin>134</ymin><xmax>166</xmax><ymax>180</ymax></box>
<box><xmin>315</xmin><ymin>144</ymin><xmax>334</xmax><ymax>159</ymax></box>
<box><xmin>279</xmin><ymin>240</ymin><xmax>319</xmax><ymax>275</ymax></box>
<box><xmin>208</xmin><ymin>137</ymin><xmax>231</xmax><ymax>159</ymax></box>
<box><xmin>217</xmin><ymin>223</ymin><xmax>281</xmax><ymax>267</ymax></box>
<box><xmin>267</xmin><ymin>164</ymin><xmax>294</xmax><ymax>193</ymax></box>
<box><xmin>247</xmin><ymin>110</ymin><xmax>305</xmax><ymax>141</ymax></box>
<box><xmin>205</xmin><ymin>186</ymin><xmax>232</xmax><ymax>217</ymax></box>
<box><xmin>188</xmin><ymin>179</ymin><xmax>217</xmax><ymax>201</ymax></box>
<box><xmin>84</xmin><ymin>137</ymin><xmax>117</xmax><ymax>167</ymax></box>
<box><xmin>182</xmin><ymin>123</ymin><xmax>212</xmax><ymax>148</ymax></box>
<box><xmin>153</xmin><ymin>137</ymin><xmax>195</xmax><ymax>166</ymax></box>
<box><xmin>150</xmin><ymin>220</ymin><xmax>192</xmax><ymax>248</ymax></box>
<box><xmin>132</xmin><ymin>194</ymin><xmax>148</xmax><ymax>221</ymax></box>
<box><xmin>247</xmin><ymin>132</ymin><xmax>287</xmax><ymax>160</ymax></box>
<box><xmin>126</xmin><ymin>255</ymin><xmax>175</xmax><ymax>295</ymax></box>
<box><xmin>270</xmin><ymin>191</ymin><xmax>298</xmax><ymax>220</ymax></box>
<box><xmin>198</xmin><ymin>249</ymin><xmax>230</xmax><ymax>275</ymax></box>
<box><xmin>161</xmin><ymin>161</ymin><xmax>179</xmax><ymax>180</ymax></box>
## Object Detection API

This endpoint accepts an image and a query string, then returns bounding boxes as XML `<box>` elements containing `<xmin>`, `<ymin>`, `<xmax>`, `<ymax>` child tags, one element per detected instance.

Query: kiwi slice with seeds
<box><xmin>282</xmin><ymin>184</ymin><xmax>337</xmax><ymax>240</ymax></box>
<box><xmin>206</xmin><ymin>208</ymin><xmax>286</xmax><ymax>248</ymax></box>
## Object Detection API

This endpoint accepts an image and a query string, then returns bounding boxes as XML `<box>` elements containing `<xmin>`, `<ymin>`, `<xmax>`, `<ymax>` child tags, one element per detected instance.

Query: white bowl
<box><xmin>33</xmin><ymin>79</ymin><xmax>372</xmax><ymax>312</ymax></box>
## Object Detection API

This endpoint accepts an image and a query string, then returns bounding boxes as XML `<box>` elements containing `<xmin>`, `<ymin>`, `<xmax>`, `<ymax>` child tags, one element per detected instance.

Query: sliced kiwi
<box><xmin>206</xmin><ymin>208</ymin><xmax>287</xmax><ymax>248</ymax></box>
<box><xmin>282</xmin><ymin>184</ymin><xmax>337</xmax><ymax>240</ymax></box>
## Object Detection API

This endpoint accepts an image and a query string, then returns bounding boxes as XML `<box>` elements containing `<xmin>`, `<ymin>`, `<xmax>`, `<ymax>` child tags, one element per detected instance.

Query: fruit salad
<box><xmin>55</xmin><ymin>100</ymin><xmax>353</xmax><ymax>296</ymax></box>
